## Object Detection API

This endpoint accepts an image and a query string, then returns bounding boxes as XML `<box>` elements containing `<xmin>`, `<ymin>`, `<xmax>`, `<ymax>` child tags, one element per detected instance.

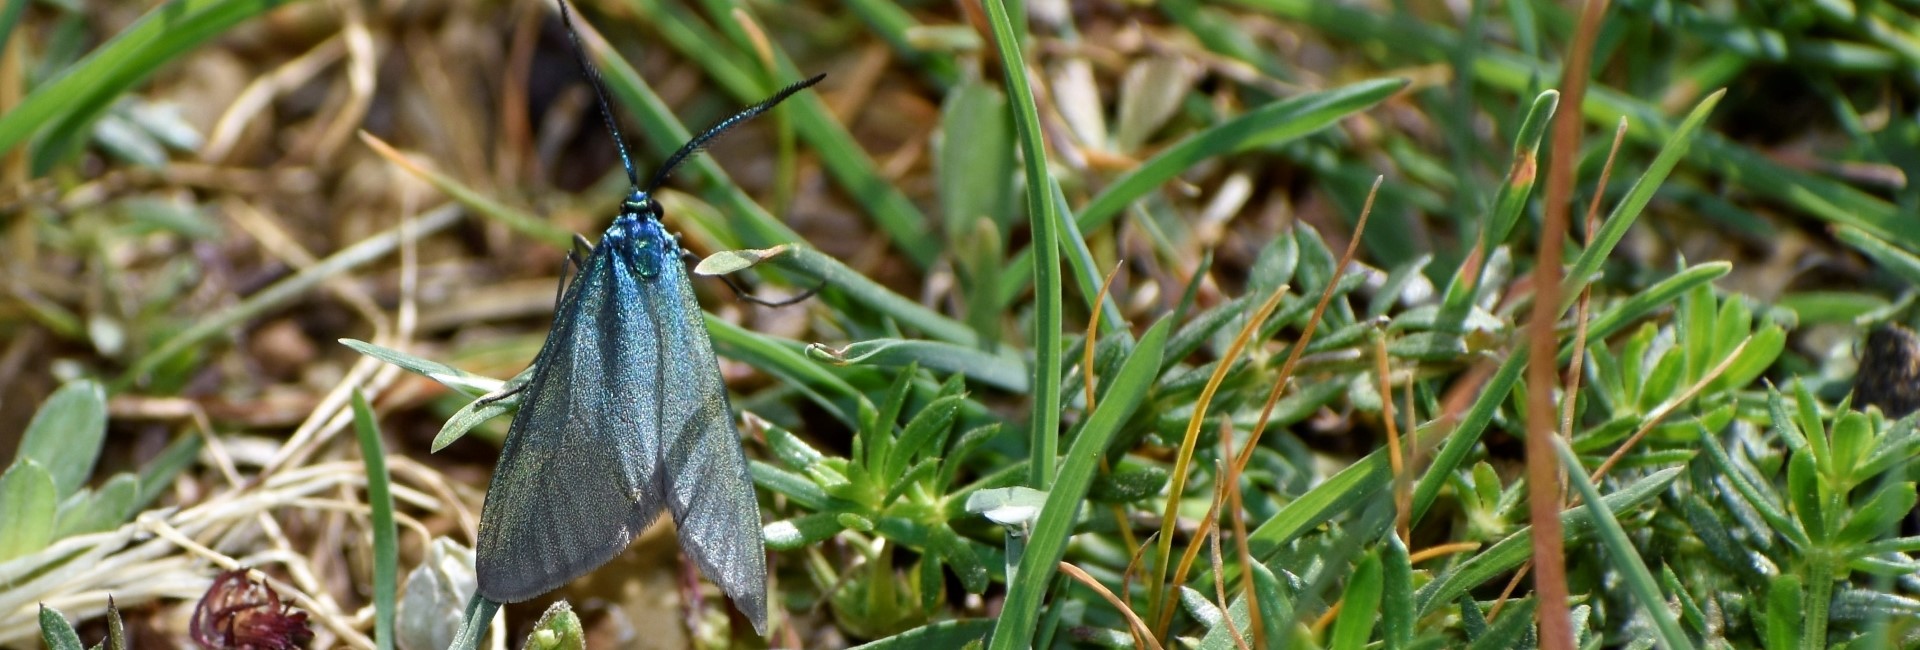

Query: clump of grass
<box><xmin>6</xmin><ymin>0</ymin><xmax>1920</xmax><ymax>648</ymax></box>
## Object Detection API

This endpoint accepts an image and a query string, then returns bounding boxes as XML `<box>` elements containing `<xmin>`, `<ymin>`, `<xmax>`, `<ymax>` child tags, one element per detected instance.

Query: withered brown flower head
<box><xmin>190</xmin><ymin>569</ymin><xmax>314</xmax><ymax>650</ymax></box>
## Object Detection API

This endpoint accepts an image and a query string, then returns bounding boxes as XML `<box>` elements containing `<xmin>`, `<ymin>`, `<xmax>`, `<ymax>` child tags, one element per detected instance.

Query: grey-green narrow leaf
<box><xmin>39</xmin><ymin>605</ymin><xmax>83</xmax><ymax>650</ymax></box>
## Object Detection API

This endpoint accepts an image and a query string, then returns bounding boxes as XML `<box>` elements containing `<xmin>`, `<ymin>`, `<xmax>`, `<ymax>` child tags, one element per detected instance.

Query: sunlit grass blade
<box><xmin>996</xmin><ymin>78</ymin><xmax>1408</xmax><ymax>307</ymax></box>
<box><xmin>0</xmin><ymin>0</ymin><xmax>282</xmax><ymax>169</ymax></box>
<box><xmin>1560</xmin><ymin>90</ymin><xmax>1725</xmax><ymax>310</ymax></box>
<box><xmin>978</xmin><ymin>0</ymin><xmax>1066</xmax><ymax>494</ymax></box>
<box><xmin>1553</xmin><ymin>437</ymin><xmax>1695</xmax><ymax>650</ymax></box>
<box><xmin>990</xmin><ymin>317</ymin><xmax>1171</xmax><ymax>650</ymax></box>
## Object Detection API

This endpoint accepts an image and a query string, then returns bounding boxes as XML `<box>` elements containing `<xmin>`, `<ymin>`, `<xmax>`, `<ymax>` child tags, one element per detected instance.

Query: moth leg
<box><xmin>474</xmin><ymin>381</ymin><xmax>527</xmax><ymax>406</ymax></box>
<box><xmin>552</xmin><ymin>234</ymin><xmax>596</xmax><ymax>309</ymax></box>
<box><xmin>722</xmin><ymin>273</ymin><xmax>827</xmax><ymax>307</ymax></box>
<box><xmin>474</xmin><ymin>367</ymin><xmax>535</xmax><ymax>406</ymax></box>
<box><xmin>677</xmin><ymin>249</ymin><xmax>824</xmax><ymax>307</ymax></box>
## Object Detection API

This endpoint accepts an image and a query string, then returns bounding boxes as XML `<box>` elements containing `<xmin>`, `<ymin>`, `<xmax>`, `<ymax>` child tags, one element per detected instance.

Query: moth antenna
<box><xmin>555</xmin><ymin>0</ymin><xmax>640</xmax><ymax>189</ymax></box>
<box><xmin>648</xmin><ymin>74</ymin><xmax>826</xmax><ymax>192</ymax></box>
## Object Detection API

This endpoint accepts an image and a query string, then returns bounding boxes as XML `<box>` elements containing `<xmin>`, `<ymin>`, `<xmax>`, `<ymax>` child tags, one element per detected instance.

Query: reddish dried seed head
<box><xmin>189</xmin><ymin>569</ymin><xmax>314</xmax><ymax>650</ymax></box>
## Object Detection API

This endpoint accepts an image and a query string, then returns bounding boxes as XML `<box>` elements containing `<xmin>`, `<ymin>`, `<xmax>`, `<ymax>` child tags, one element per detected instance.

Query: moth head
<box><xmin>623</xmin><ymin>190</ymin><xmax>664</xmax><ymax>222</ymax></box>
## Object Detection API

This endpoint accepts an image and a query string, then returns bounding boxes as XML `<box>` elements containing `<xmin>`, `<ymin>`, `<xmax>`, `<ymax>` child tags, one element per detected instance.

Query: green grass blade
<box><xmin>1441</xmin><ymin>89</ymin><xmax>1556</xmax><ymax>314</ymax></box>
<box><xmin>707</xmin><ymin>314</ymin><xmax>871</xmax><ymax>427</ymax></box>
<box><xmin>1561</xmin><ymin>90</ymin><xmax>1725</xmax><ymax>311</ymax></box>
<box><xmin>810</xmin><ymin>339</ymin><xmax>1027</xmax><ymax>392</ymax></box>
<box><xmin>359</xmin><ymin>134</ymin><xmax>572</xmax><ymax>247</ymax></box>
<box><xmin>1553</xmin><ymin>438</ymin><xmax>1695</xmax><ymax>650</ymax></box>
<box><xmin>989</xmin><ymin>317</ymin><xmax>1170</xmax><ymax>650</ymax></box>
<box><xmin>761</xmin><ymin>246</ymin><xmax>975</xmax><ymax>345</ymax></box>
<box><xmin>1835</xmin><ymin>225</ymin><xmax>1920</xmax><ymax>285</ymax></box>
<box><xmin>339</xmin><ymin>339</ymin><xmax>508</xmax><ymax>397</ymax></box>
<box><xmin>0</xmin><ymin>0</ymin><xmax>284</xmax><ymax>170</ymax></box>
<box><xmin>447</xmin><ymin>594</ymin><xmax>499</xmax><ymax>650</ymax></box>
<box><xmin>350</xmin><ymin>390</ymin><xmax>399</xmax><ymax>650</ymax></box>
<box><xmin>1329</xmin><ymin>552</ymin><xmax>1383</xmax><ymax>650</ymax></box>
<box><xmin>1381</xmin><ymin>534</ymin><xmax>1414</xmax><ymax>649</ymax></box>
<box><xmin>848</xmin><ymin>619</ymin><xmax>994</xmax><ymax>649</ymax></box>
<box><xmin>1409</xmin><ymin>344</ymin><xmax>1528</xmax><ymax>525</ymax></box>
<box><xmin>981</xmin><ymin>0</ymin><xmax>1065</xmax><ymax>492</ymax></box>
<box><xmin>997</xmin><ymin>77</ymin><xmax>1408</xmax><ymax>307</ymax></box>
<box><xmin>1414</xmin><ymin>467</ymin><xmax>1683</xmax><ymax>615</ymax></box>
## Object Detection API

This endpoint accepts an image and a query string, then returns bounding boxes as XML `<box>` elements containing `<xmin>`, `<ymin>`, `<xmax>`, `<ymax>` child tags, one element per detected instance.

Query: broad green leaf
<box><xmin>0</xmin><ymin>460</ymin><xmax>58</xmax><ymax>561</ymax></box>
<box><xmin>54</xmin><ymin>473</ymin><xmax>137</xmax><ymax>537</ymax></box>
<box><xmin>18</xmin><ymin>379</ymin><xmax>108</xmax><ymax>498</ymax></box>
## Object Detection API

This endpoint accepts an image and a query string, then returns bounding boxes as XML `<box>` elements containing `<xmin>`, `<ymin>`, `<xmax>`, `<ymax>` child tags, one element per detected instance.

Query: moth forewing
<box><xmin>474</xmin><ymin>233</ymin><xmax>668</xmax><ymax>603</ymax></box>
<box><xmin>649</xmin><ymin>238</ymin><xmax>769</xmax><ymax>632</ymax></box>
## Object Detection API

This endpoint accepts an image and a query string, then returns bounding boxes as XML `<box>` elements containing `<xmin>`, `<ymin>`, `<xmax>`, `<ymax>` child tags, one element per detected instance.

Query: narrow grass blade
<box><xmin>340</xmin><ymin>339</ymin><xmax>508</xmax><ymax>397</ymax></box>
<box><xmin>351</xmin><ymin>390</ymin><xmax>399</xmax><ymax>650</ymax></box>
<box><xmin>1409</xmin><ymin>342</ymin><xmax>1528</xmax><ymax>525</ymax></box>
<box><xmin>1835</xmin><ymin>225</ymin><xmax>1920</xmax><ymax>285</ymax></box>
<box><xmin>0</xmin><ymin>0</ymin><xmax>282</xmax><ymax>166</ymax></box>
<box><xmin>1561</xmin><ymin>91</ymin><xmax>1725</xmax><ymax>310</ymax></box>
<box><xmin>990</xmin><ymin>317</ymin><xmax>1170</xmax><ymax>650</ymax></box>
<box><xmin>751</xmin><ymin>245</ymin><xmax>975</xmax><ymax>345</ymax></box>
<box><xmin>809</xmin><ymin>339</ymin><xmax>1026</xmax><ymax>392</ymax></box>
<box><xmin>1442</xmin><ymin>89</ymin><xmax>1556</xmax><ymax>315</ymax></box>
<box><xmin>1413</xmin><ymin>467</ymin><xmax>1683</xmax><ymax>615</ymax></box>
<box><xmin>1329</xmin><ymin>552</ymin><xmax>1383</xmax><ymax>650</ymax></box>
<box><xmin>1552</xmin><ymin>438</ymin><xmax>1695</xmax><ymax>650</ymax></box>
<box><xmin>997</xmin><ymin>78</ymin><xmax>1407</xmax><ymax>306</ymax></box>
<box><xmin>707</xmin><ymin>314</ymin><xmax>871</xmax><ymax>427</ymax></box>
<box><xmin>359</xmin><ymin>133</ymin><xmax>572</xmax><ymax>247</ymax></box>
<box><xmin>848</xmin><ymin>619</ymin><xmax>994</xmax><ymax>649</ymax></box>
<box><xmin>447</xmin><ymin>594</ymin><xmax>499</xmax><ymax>650</ymax></box>
<box><xmin>979</xmin><ymin>0</ymin><xmax>1065</xmax><ymax>492</ymax></box>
